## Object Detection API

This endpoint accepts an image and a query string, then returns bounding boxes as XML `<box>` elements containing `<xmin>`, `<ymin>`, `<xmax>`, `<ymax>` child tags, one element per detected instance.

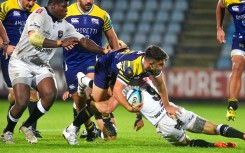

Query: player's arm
<box><xmin>78</xmin><ymin>38</ymin><xmax>110</xmax><ymax>54</ymax></box>
<box><xmin>28</xmin><ymin>30</ymin><xmax>79</xmax><ymax>48</ymax></box>
<box><xmin>113</xmin><ymin>79</ymin><xmax>142</xmax><ymax>112</ymax></box>
<box><xmin>154</xmin><ymin>73</ymin><xmax>179</xmax><ymax>115</ymax></box>
<box><xmin>104</xmin><ymin>28</ymin><xmax>119</xmax><ymax>50</ymax></box>
<box><xmin>216</xmin><ymin>0</ymin><xmax>226</xmax><ymax>43</ymax></box>
<box><xmin>0</xmin><ymin>21</ymin><xmax>9</xmax><ymax>44</ymax></box>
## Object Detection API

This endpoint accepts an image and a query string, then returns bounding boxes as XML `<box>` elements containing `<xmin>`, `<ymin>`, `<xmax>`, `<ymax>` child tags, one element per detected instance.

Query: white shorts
<box><xmin>156</xmin><ymin>102</ymin><xmax>199</xmax><ymax>146</ymax></box>
<box><xmin>9</xmin><ymin>57</ymin><xmax>56</xmax><ymax>89</ymax></box>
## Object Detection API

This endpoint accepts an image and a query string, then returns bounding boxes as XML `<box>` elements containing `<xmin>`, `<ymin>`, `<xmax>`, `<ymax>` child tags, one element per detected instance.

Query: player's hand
<box><xmin>134</xmin><ymin>113</ymin><xmax>144</xmax><ymax>131</ymax></box>
<box><xmin>62</xmin><ymin>91</ymin><xmax>71</xmax><ymax>101</ymax></box>
<box><xmin>103</xmin><ymin>48</ymin><xmax>111</xmax><ymax>54</ymax></box>
<box><xmin>62</xmin><ymin>37</ymin><xmax>79</xmax><ymax>50</ymax></box>
<box><xmin>3</xmin><ymin>45</ymin><xmax>15</xmax><ymax>56</ymax></box>
<box><xmin>217</xmin><ymin>28</ymin><xmax>226</xmax><ymax>44</ymax></box>
<box><xmin>130</xmin><ymin>103</ymin><xmax>143</xmax><ymax>112</ymax></box>
<box><xmin>166</xmin><ymin>105</ymin><xmax>180</xmax><ymax>117</ymax></box>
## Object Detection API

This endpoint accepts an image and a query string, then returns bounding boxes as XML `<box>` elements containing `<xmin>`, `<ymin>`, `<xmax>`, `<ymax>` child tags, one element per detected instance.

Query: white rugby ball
<box><xmin>126</xmin><ymin>89</ymin><xmax>142</xmax><ymax>106</ymax></box>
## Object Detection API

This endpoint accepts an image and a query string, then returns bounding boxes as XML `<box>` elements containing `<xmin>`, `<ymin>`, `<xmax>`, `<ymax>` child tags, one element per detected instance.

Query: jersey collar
<box><xmin>76</xmin><ymin>2</ymin><xmax>94</xmax><ymax>15</ymax></box>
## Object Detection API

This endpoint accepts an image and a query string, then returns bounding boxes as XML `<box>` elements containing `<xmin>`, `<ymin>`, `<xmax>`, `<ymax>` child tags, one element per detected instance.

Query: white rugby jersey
<box><xmin>126</xmin><ymin>78</ymin><xmax>166</xmax><ymax>126</ymax></box>
<box><xmin>11</xmin><ymin>7</ymin><xmax>84</xmax><ymax>66</ymax></box>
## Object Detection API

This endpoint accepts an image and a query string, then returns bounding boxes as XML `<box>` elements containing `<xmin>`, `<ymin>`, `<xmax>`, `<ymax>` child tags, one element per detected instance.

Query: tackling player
<box><xmin>63</xmin><ymin>0</ymin><xmax>119</xmax><ymax>141</ymax></box>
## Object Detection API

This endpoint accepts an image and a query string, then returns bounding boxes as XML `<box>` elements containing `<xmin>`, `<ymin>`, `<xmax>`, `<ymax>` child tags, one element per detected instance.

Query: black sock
<box><xmin>189</xmin><ymin>139</ymin><xmax>214</xmax><ymax>148</ymax></box>
<box><xmin>23</xmin><ymin>105</ymin><xmax>44</xmax><ymax>128</ymax></box>
<box><xmin>228</xmin><ymin>98</ymin><xmax>238</xmax><ymax>110</ymax></box>
<box><xmin>219</xmin><ymin>124</ymin><xmax>244</xmax><ymax>139</ymax></box>
<box><xmin>88</xmin><ymin>80</ymin><xmax>93</xmax><ymax>88</ymax></box>
<box><xmin>73</xmin><ymin>107</ymin><xmax>77</xmax><ymax>120</ymax></box>
<box><xmin>7</xmin><ymin>103</ymin><xmax>14</xmax><ymax>121</ymax></box>
<box><xmin>4</xmin><ymin>112</ymin><xmax>18</xmax><ymax>133</ymax></box>
<box><xmin>28</xmin><ymin>101</ymin><xmax>38</xmax><ymax>129</ymax></box>
<box><xmin>73</xmin><ymin>106</ymin><xmax>94</xmax><ymax>127</ymax></box>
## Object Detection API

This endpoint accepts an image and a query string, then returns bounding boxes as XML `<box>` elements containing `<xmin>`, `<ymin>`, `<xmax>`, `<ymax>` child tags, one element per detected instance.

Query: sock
<box><xmin>23</xmin><ymin>100</ymin><xmax>47</xmax><ymax>127</ymax></box>
<box><xmin>189</xmin><ymin>139</ymin><xmax>214</xmax><ymax>148</ymax></box>
<box><xmin>73</xmin><ymin>102</ymin><xmax>77</xmax><ymax>119</ymax></box>
<box><xmin>217</xmin><ymin>124</ymin><xmax>244</xmax><ymax>139</ymax></box>
<box><xmin>4</xmin><ymin>110</ymin><xmax>20</xmax><ymax>133</ymax></box>
<box><xmin>7</xmin><ymin>103</ymin><xmax>14</xmax><ymax>121</ymax></box>
<box><xmin>28</xmin><ymin>101</ymin><xmax>38</xmax><ymax>129</ymax></box>
<box><xmin>67</xmin><ymin>123</ymin><xmax>79</xmax><ymax>133</ymax></box>
<box><xmin>73</xmin><ymin>106</ymin><xmax>94</xmax><ymax>127</ymax></box>
<box><xmin>227</xmin><ymin>98</ymin><xmax>238</xmax><ymax>110</ymax></box>
<box><xmin>88</xmin><ymin>80</ymin><xmax>93</xmax><ymax>88</ymax></box>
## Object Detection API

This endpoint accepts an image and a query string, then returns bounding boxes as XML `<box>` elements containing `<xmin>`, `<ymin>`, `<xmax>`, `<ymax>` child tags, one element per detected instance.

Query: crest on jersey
<box><xmin>58</xmin><ymin>30</ymin><xmax>63</xmax><ymax>39</ymax></box>
<box><xmin>83</xmin><ymin>16</ymin><xmax>87</xmax><ymax>25</ymax></box>
<box><xmin>91</xmin><ymin>18</ymin><xmax>99</xmax><ymax>25</ymax></box>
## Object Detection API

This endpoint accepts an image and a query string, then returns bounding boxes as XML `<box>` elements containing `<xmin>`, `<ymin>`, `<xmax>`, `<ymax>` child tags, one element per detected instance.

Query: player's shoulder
<box><xmin>223</xmin><ymin>0</ymin><xmax>242</xmax><ymax>7</ymax></box>
<box><xmin>89</xmin><ymin>4</ymin><xmax>108</xmax><ymax>19</ymax></box>
<box><xmin>66</xmin><ymin>2</ymin><xmax>81</xmax><ymax>17</ymax></box>
<box><xmin>30</xmin><ymin>3</ymin><xmax>40</xmax><ymax>13</ymax></box>
<box><xmin>0</xmin><ymin>0</ymin><xmax>19</xmax><ymax>12</ymax></box>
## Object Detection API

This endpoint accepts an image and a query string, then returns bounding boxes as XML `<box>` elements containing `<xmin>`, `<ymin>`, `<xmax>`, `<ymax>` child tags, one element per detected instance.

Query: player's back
<box><xmin>0</xmin><ymin>0</ymin><xmax>40</xmax><ymax>45</ymax></box>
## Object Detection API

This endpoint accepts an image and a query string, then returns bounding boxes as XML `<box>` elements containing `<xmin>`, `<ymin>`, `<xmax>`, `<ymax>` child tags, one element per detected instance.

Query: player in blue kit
<box><xmin>0</xmin><ymin>0</ymin><xmax>42</xmax><ymax>138</ymax></box>
<box><xmin>63</xmin><ymin>0</ymin><xmax>119</xmax><ymax>141</ymax></box>
<box><xmin>63</xmin><ymin>45</ymin><xmax>180</xmax><ymax>145</ymax></box>
<box><xmin>216</xmin><ymin>0</ymin><xmax>245</xmax><ymax>121</ymax></box>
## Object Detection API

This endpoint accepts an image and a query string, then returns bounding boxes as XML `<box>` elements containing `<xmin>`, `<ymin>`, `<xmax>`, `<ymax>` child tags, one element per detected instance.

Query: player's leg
<box><xmin>227</xmin><ymin>54</ymin><xmax>245</xmax><ymax>120</ymax></box>
<box><xmin>21</xmin><ymin>68</ymin><xmax>57</xmax><ymax>144</ymax></box>
<box><xmin>2</xmin><ymin>59</ymin><xmax>32</xmax><ymax>144</ymax></box>
<box><xmin>28</xmin><ymin>89</ymin><xmax>43</xmax><ymax>138</ymax></box>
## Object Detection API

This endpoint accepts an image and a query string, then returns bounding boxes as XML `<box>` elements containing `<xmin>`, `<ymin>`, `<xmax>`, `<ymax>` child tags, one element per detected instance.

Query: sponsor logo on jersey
<box><xmin>69</xmin><ymin>84</ymin><xmax>75</xmax><ymax>90</ymax></box>
<box><xmin>91</xmin><ymin>18</ymin><xmax>99</xmax><ymax>25</ymax></box>
<box><xmin>232</xmin><ymin>6</ymin><xmax>239</xmax><ymax>11</ymax></box>
<box><xmin>71</xmin><ymin>18</ymin><xmax>79</xmax><ymax>24</ymax></box>
<box><xmin>30</xmin><ymin>22</ymin><xmax>40</xmax><ymax>28</ymax></box>
<box><xmin>58</xmin><ymin>30</ymin><xmax>63</xmax><ymax>39</ymax></box>
<box><xmin>36</xmin><ymin>8</ymin><xmax>43</xmax><ymax>14</ymax></box>
<box><xmin>13</xmin><ymin>11</ymin><xmax>21</xmax><ymax>17</ymax></box>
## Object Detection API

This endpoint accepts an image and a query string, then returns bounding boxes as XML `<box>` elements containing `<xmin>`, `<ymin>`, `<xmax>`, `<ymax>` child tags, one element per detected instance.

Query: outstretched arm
<box><xmin>78</xmin><ymin>38</ymin><xmax>110</xmax><ymax>54</ymax></box>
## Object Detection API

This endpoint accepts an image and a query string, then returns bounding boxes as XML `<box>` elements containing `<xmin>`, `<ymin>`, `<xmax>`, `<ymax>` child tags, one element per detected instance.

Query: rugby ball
<box><xmin>126</xmin><ymin>89</ymin><xmax>142</xmax><ymax>106</ymax></box>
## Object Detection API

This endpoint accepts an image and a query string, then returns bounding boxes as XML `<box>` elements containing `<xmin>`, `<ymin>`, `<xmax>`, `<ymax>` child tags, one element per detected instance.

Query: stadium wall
<box><xmin>1</xmin><ymin>68</ymin><xmax>245</xmax><ymax>100</ymax></box>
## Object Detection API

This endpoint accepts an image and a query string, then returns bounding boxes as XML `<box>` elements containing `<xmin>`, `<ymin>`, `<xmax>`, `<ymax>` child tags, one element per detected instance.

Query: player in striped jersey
<box><xmin>63</xmin><ymin>0</ymin><xmax>119</xmax><ymax>141</ymax></box>
<box><xmin>63</xmin><ymin>45</ymin><xmax>180</xmax><ymax>145</ymax></box>
<box><xmin>0</xmin><ymin>0</ymin><xmax>42</xmax><ymax>138</ymax></box>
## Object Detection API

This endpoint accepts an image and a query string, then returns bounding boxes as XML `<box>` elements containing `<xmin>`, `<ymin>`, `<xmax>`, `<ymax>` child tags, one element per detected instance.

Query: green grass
<box><xmin>0</xmin><ymin>100</ymin><xmax>245</xmax><ymax>153</ymax></box>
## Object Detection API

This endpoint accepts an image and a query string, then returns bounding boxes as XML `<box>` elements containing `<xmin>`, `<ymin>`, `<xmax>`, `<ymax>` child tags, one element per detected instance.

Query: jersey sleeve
<box><xmin>26</xmin><ymin>8</ymin><xmax>45</xmax><ymax>33</ymax></box>
<box><xmin>0</xmin><ymin>2</ymin><xmax>7</xmax><ymax>21</ymax></box>
<box><xmin>117</xmin><ymin>61</ymin><xmax>134</xmax><ymax>85</ymax></box>
<box><xmin>102</xmin><ymin>12</ymin><xmax>113</xmax><ymax>32</ymax></box>
<box><xmin>64</xmin><ymin>22</ymin><xmax>84</xmax><ymax>40</ymax></box>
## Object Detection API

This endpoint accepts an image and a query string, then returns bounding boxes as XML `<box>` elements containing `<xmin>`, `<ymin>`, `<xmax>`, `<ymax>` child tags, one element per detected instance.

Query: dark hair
<box><xmin>144</xmin><ymin>45</ymin><xmax>169</xmax><ymax>62</ymax></box>
<box><xmin>47</xmin><ymin>0</ymin><xmax>69</xmax><ymax>5</ymax></box>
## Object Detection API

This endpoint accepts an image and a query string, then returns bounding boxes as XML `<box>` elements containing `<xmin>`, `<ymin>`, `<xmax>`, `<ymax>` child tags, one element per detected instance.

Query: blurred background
<box><xmin>1</xmin><ymin>0</ymin><xmax>243</xmax><ymax>102</ymax></box>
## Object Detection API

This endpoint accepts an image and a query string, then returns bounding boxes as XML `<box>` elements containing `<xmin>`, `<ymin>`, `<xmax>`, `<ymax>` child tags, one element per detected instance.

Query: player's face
<box><xmin>147</xmin><ymin>60</ymin><xmax>165</xmax><ymax>75</ymax></box>
<box><xmin>52</xmin><ymin>2</ymin><xmax>69</xmax><ymax>19</ymax></box>
<box><xmin>21</xmin><ymin>0</ymin><xmax>36</xmax><ymax>11</ymax></box>
<box><xmin>79</xmin><ymin>0</ymin><xmax>94</xmax><ymax>12</ymax></box>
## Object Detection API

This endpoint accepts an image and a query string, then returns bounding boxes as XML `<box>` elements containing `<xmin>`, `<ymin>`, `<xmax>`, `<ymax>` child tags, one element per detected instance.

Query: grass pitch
<box><xmin>0</xmin><ymin>100</ymin><xmax>244</xmax><ymax>153</ymax></box>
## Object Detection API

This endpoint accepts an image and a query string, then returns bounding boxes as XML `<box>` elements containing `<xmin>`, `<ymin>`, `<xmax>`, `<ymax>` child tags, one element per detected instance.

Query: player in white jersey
<box><xmin>125</xmin><ymin>77</ymin><xmax>245</xmax><ymax>148</ymax></box>
<box><xmin>2</xmin><ymin>0</ymin><xmax>109</xmax><ymax>144</ymax></box>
